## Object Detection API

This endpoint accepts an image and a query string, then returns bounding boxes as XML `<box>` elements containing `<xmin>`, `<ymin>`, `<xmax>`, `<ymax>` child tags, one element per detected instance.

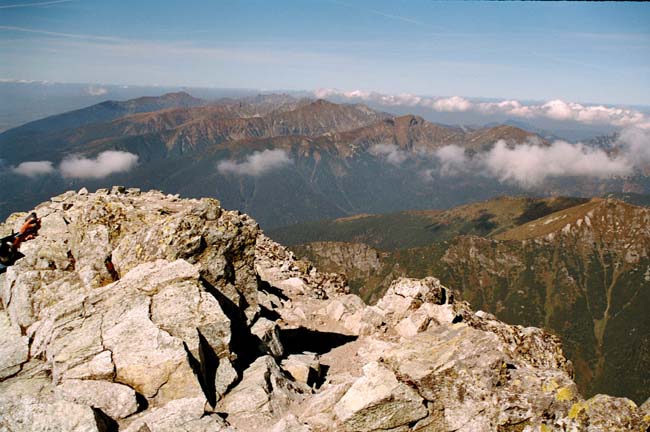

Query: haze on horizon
<box><xmin>0</xmin><ymin>0</ymin><xmax>649</xmax><ymax>108</ymax></box>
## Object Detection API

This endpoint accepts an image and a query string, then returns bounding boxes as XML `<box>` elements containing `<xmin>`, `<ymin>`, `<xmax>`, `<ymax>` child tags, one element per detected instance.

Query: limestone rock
<box><xmin>0</xmin><ymin>378</ymin><xmax>104</xmax><ymax>432</ymax></box>
<box><xmin>270</xmin><ymin>414</ymin><xmax>312</xmax><ymax>432</ymax></box>
<box><xmin>217</xmin><ymin>355</ymin><xmax>306</xmax><ymax>430</ymax></box>
<box><xmin>297</xmin><ymin>381</ymin><xmax>353</xmax><ymax>429</ymax></box>
<box><xmin>0</xmin><ymin>190</ymin><xmax>645</xmax><ymax>431</ymax></box>
<box><xmin>215</xmin><ymin>357</ymin><xmax>239</xmax><ymax>399</ymax></box>
<box><xmin>251</xmin><ymin>317</ymin><xmax>284</xmax><ymax>359</ymax></box>
<box><xmin>281</xmin><ymin>353</ymin><xmax>320</xmax><ymax>386</ymax></box>
<box><xmin>121</xmin><ymin>397</ymin><xmax>233</xmax><ymax>432</ymax></box>
<box><xmin>255</xmin><ymin>234</ymin><xmax>348</xmax><ymax>300</ymax></box>
<box><xmin>55</xmin><ymin>379</ymin><xmax>139</xmax><ymax>419</ymax></box>
<box><xmin>571</xmin><ymin>394</ymin><xmax>643</xmax><ymax>431</ymax></box>
<box><xmin>0</xmin><ymin>309</ymin><xmax>29</xmax><ymax>379</ymax></box>
<box><xmin>333</xmin><ymin>361</ymin><xmax>428</xmax><ymax>431</ymax></box>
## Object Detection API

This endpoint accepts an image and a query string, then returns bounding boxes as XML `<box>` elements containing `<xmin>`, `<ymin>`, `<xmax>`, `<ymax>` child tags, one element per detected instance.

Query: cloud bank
<box><xmin>432</xmin><ymin>128</ymin><xmax>650</xmax><ymax>188</ymax></box>
<box><xmin>12</xmin><ymin>161</ymin><xmax>55</xmax><ymax>177</ymax></box>
<box><xmin>617</xmin><ymin>127</ymin><xmax>650</xmax><ymax>165</ymax></box>
<box><xmin>217</xmin><ymin>149</ymin><xmax>292</xmax><ymax>176</ymax></box>
<box><xmin>314</xmin><ymin>89</ymin><xmax>650</xmax><ymax>129</ymax></box>
<box><xmin>435</xmin><ymin>145</ymin><xmax>469</xmax><ymax>176</ymax></box>
<box><xmin>59</xmin><ymin>151</ymin><xmax>139</xmax><ymax>179</ymax></box>
<box><xmin>85</xmin><ymin>86</ymin><xmax>108</xmax><ymax>96</ymax></box>
<box><xmin>481</xmin><ymin>140</ymin><xmax>631</xmax><ymax>188</ymax></box>
<box><xmin>369</xmin><ymin>143</ymin><xmax>407</xmax><ymax>165</ymax></box>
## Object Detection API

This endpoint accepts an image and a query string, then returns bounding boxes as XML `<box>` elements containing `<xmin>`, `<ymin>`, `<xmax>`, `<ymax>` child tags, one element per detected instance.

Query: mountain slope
<box><xmin>269</xmin><ymin>196</ymin><xmax>589</xmax><ymax>249</ymax></box>
<box><xmin>439</xmin><ymin>199</ymin><xmax>650</xmax><ymax>403</ymax></box>
<box><xmin>284</xmin><ymin>198</ymin><xmax>650</xmax><ymax>404</ymax></box>
<box><xmin>0</xmin><ymin>188</ymin><xmax>646</xmax><ymax>431</ymax></box>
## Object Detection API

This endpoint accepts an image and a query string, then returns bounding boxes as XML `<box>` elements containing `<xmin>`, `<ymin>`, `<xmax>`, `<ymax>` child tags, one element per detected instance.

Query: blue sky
<box><xmin>1</xmin><ymin>0</ymin><xmax>649</xmax><ymax>105</ymax></box>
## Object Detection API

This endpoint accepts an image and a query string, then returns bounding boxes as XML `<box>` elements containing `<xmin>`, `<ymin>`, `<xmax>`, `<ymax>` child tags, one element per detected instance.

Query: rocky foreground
<box><xmin>0</xmin><ymin>188</ymin><xmax>648</xmax><ymax>431</ymax></box>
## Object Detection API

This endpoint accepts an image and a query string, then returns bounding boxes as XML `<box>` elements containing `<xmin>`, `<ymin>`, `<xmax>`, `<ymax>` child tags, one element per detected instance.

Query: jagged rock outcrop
<box><xmin>1</xmin><ymin>189</ymin><xmax>648</xmax><ymax>431</ymax></box>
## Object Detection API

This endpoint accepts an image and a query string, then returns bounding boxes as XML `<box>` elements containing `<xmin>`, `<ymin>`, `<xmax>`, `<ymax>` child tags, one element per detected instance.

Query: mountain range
<box><xmin>3</xmin><ymin>92</ymin><xmax>642</xmax><ymax>227</ymax></box>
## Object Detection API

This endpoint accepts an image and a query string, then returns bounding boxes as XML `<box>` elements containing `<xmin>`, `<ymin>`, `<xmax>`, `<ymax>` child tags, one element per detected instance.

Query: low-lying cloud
<box><xmin>85</xmin><ymin>86</ymin><xmax>109</xmax><ymax>96</ymax></box>
<box><xmin>481</xmin><ymin>140</ymin><xmax>631</xmax><ymax>188</ymax></box>
<box><xmin>617</xmin><ymin>127</ymin><xmax>650</xmax><ymax>165</ymax></box>
<box><xmin>435</xmin><ymin>145</ymin><xmax>468</xmax><ymax>176</ymax></box>
<box><xmin>369</xmin><ymin>143</ymin><xmax>408</xmax><ymax>165</ymax></box>
<box><xmin>60</xmin><ymin>151</ymin><xmax>139</xmax><ymax>178</ymax></box>
<box><xmin>432</xmin><ymin>128</ymin><xmax>650</xmax><ymax>188</ymax></box>
<box><xmin>315</xmin><ymin>88</ymin><xmax>650</xmax><ymax>129</ymax></box>
<box><xmin>12</xmin><ymin>161</ymin><xmax>55</xmax><ymax>177</ymax></box>
<box><xmin>217</xmin><ymin>149</ymin><xmax>292</xmax><ymax>176</ymax></box>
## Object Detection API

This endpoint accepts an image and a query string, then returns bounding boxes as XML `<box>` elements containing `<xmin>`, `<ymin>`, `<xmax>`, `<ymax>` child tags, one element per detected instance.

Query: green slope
<box><xmin>269</xmin><ymin>196</ymin><xmax>589</xmax><ymax>249</ymax></box>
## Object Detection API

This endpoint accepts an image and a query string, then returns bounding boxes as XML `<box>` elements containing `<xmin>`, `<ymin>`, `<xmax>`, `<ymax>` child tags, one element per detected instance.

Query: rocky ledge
<box><xmin>0</xmin><ymin>188</ymin><xmax>648</xmax><ymax>432</ymax></box>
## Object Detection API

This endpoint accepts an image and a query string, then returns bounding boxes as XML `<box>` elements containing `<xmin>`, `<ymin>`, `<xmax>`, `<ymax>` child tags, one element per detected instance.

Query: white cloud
<box><xmin>217</xmin><ymin>149</ymin><xmax>292</xmax><ymax>176</ymax></box>
<box><xmin>59</xmin><ymin>151</ymin><xmax>139</xmax><ymax>178</ymax></box>
<box><xmin>479</xmin><ymin>140</ymin><xmax>631</xmax><ymax>188</ymax></box>
<box><xmin>432</xmin><ymin>133</ymin><xmax>650</xmax><ymax>188</ymax></box>
<box><xmin>85</xmin><ymin>86</ymin><xmax>108</xmax><ymax>96</ymax></box>
<box><xmin>12</xmin><ymin>161</ymin><xmax>55</xmax><ymax>177</ymax></box>
<box><xmin>315</xmin><ymin>89</ymin><xmax>650</xmax><ymax>129</ymax></box>
<box><xmin>429</xmin><ymin>96</ymin><xmax>473</xmax><ymax>112</ymax></box>
<box><xmin>617</xmin><ymin>128</ymin><xmax>650</xmax><ymax>165</ymax></box>
<box><xmin>435</xmin><ymin>145</ymin><xmax>472</xmax><ymax>176</ymax></box>
<box><xmin>369</xmin><ymin>143</ymin><xmax>408</xmax><ymax>165</ymax></box>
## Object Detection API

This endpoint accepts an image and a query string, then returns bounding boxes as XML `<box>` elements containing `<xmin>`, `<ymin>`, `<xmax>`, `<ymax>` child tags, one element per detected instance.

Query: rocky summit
<box><xmin>1</xmin><ymin>189</ymin><xmax>648</xmax><ymax>431</ymax></box>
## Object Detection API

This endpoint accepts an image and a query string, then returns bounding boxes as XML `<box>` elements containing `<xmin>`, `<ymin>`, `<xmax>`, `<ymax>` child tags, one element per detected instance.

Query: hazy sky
<box><xmin>1</xmin><ymin>0</ymin><xmax>649</xmax><ymax>105</ymax></box>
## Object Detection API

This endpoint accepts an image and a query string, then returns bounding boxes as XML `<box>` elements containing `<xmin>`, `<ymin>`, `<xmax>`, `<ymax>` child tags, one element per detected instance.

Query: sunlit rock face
<box><xmin>1</xmin><ymin>188</ymin><xmax>648</xmax><ymax>431</ymax></box>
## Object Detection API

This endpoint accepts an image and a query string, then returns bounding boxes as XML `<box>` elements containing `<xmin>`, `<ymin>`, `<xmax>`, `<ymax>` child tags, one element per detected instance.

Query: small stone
<box><xmin>281</xmin><ymin>353</ymin><xmax>320</xmax><ymax>386</ymax></box>
<box><xmin>251</xmin><ymin>317</ymin><xmax>284</xmax><ymax>359</ymax></box>
<box><xmin>215</xmin><ymin>357</ymin><xmax>238</xmax><ymax>398</ymax></box>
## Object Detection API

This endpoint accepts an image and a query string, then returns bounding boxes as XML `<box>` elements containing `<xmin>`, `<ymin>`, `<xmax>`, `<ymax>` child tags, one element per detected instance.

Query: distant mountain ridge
<box><xmin>2</xmin><ymin>91</ymin><xmax>206</xmax><ymax>137</ymax></box>
<box><xmin>0</xmin><ymin>93</ymin><xmax>550</xmax><ymax>224</ymax></box>
<box><xmin>0</xmin><ymin>92</ymin><xmax>644</xmax><ymax>227</ymax></box>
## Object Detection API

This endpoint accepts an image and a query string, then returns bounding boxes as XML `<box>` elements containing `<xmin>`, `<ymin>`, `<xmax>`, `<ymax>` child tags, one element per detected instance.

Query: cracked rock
<box><xmin>55</xmin><ymin>379</ymin><xmax>139</xmax><ymax>419</ymax></box>
<box><xmin>333</xmin><ymin>361</ymin><xmax>428</xmax><ymax>431</ymax></box>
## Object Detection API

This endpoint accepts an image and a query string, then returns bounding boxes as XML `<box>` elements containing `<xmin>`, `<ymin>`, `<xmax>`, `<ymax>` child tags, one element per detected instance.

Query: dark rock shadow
<box><xmin>312</xmin><ymin>364</ymin><xmax>329</xmax><ymax>389</ymax></box>
<box><xmin>134</xmin><ymin>392</ymin><xmax>149</xmax><ymax>413</ymax></box>
<box><xmin>258</xmin><ymin>276</ymin><xmax>289</xmax><ymax>301</ymax></box>
<box><xmin>279</xmin><ymin>327</ymin><xmax>357</xmax><ymax>356</ymax></box>
<box><xmin>259</xmin><ymin>305</ymin><xmax>281</xmax><ymax>321</ymax></box>
<box><xmin>92</xmin><ymin>408</ymin><xmax>119</xmax><ymax>432</ymax></box>
<box><xmin>200</xmin><ymin>277</ymin><xmax>266</xmax><ymax>377</ymax></box>
<box><xmin>182</xmin><ymin>328</ymin><xmax>222</xmax><ymax>407</ymax></box>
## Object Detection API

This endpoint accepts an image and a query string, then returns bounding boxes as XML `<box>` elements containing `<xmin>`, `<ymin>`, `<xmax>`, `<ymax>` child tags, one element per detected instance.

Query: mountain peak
<box><xmin>1</xmin><ymin>188</ymin><xmax>645</xmax><ymax>431</ymax></box>
<box><xmin>160</xmin><ymin>90</ymin><xmax>196</xmax><ymax>100</ymax></box>
<box><xmin>495</xmin><ymin>197</ymin><xmax>648</xmax><ymax>241</ymax></box>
